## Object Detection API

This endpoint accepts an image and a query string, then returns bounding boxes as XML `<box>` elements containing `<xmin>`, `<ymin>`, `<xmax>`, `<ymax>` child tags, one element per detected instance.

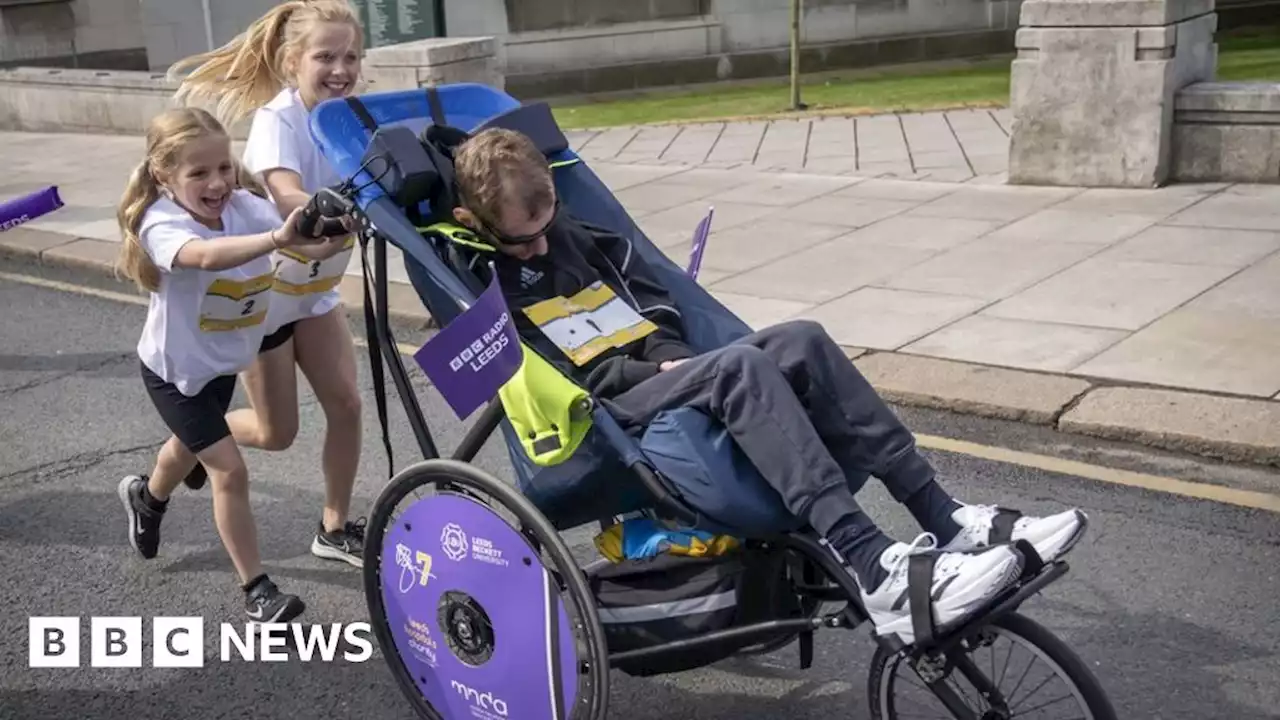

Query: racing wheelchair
<box><xmin>299</xmin><ymin>82</ymin><xmax>1118</xmax><ymax>720</ymax></box>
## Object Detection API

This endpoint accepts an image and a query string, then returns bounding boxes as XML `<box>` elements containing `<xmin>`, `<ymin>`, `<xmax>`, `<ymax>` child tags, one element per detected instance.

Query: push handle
<box><xmin>296</xmin><ymin>187</ymin><xmax>356</xmax><ymax>238</ymax></box>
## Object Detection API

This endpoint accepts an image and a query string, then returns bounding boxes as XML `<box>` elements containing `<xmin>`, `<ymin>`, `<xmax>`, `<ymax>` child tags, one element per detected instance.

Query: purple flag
<box><xmin>413</xmin><ymin>272</ymin><xmax>523</xmax><ymax>420</ymax></box>
<box><xmin>686</xmin><ymin>206</ymin><xmax>714</xmax><ymax>280</ymax></box>
<box><xmin>0</xmin><ymin>186</ymin><xmax>64</xmax><ymax>232</ymax></box>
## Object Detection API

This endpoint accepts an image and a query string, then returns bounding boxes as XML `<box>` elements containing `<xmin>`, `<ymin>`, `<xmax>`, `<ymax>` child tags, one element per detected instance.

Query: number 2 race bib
<box><xmin>272</xmin><ymin>238</ymin><xmax>355</xmax><ymax>297</ymax></box>
<box><xmin>522</xmin><ymin>281</ymin><xmax>659</xmax><ymax>366</ymax></box>
<box><xmin>200</xmin><ymin>273</ymin><xmax>275</xmax><ymax>332</ymax></box>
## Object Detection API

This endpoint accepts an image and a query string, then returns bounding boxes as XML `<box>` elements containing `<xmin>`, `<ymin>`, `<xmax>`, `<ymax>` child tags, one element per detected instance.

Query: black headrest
<box><xmin>367</xmin><ymin>102</ymin><xmax>570</xmax><ymax>220</ymax></box>
<box><xmin>474</xmin><ymin>102</ymin><xmax>569</xmax><ymax>156</ymax></box>
<box><xmin>359</xmin><ymin>125</ymin><xmax>440</xmax><ymax>208</ymax></box>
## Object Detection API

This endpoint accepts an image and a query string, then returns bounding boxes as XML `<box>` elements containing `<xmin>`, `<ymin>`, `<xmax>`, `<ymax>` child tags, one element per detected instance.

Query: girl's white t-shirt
<box><xmin>136</xmin><ymin>190</ymin><xmax>283</xmax><ymax>397</ymax></box>
<box><xmin>242</xmin><ymin>87</ymin><xmax>353</xmax><ymax>334</ymax></box>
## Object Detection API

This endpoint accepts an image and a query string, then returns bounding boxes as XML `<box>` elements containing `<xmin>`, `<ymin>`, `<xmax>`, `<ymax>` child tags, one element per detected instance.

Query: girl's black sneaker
<box><xmin>118</xmin><ymin>475</ymin><xmax>165</xmax><ymax>559</ymax></box>
<box><xmin>243</xmin><ymin>575</ymin><xmax>306</xmax><ymax>624</ymax></box>
<box><xmin>310</xmin><ymin>518</ymin><xmax>366</xmax><ymax>568</ymax></box>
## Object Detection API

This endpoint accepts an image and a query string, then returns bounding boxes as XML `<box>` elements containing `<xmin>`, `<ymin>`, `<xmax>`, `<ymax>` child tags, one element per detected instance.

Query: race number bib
<box><xmin>271</xmin><ymin>237</ymin><xmax>355</xmax><ymax>297</ymax></box>
<box><xmin>522</xmin><ymin>282</ymin><xmax>659</xmax><ymax>366</ymax></box>
<box><xmin>199</xmin><ymin>273</ymin><xmax>274</xmax><ymax>332</ymax></box>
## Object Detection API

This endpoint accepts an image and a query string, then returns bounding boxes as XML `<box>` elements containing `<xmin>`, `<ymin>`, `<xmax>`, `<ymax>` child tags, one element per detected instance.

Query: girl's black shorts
<box><xmin>140</xmin><ymin>361</ymin><xmax>236</xmax><ymax>454</ymax></box>
<box><xmin>259</xmin><ymin>320</ymin><xmax>296</xmax><ymax>354</ymax></box>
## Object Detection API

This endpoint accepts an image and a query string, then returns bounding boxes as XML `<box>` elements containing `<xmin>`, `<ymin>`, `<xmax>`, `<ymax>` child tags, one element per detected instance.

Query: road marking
<box><xmin>5</xmin><ymin>269</ymin><xmax>1278</xmax><ymax>514</ymax></box>
<box><xmin>917</xmin><ymin>434</ymin><xmax>1280</xmax><ymax>514</ymax></box>
<box><xmin>0</xmin><ymin>270</ymin><xmax>148</xmax><ymax>307</ymax></box>
<box><xmin>0</xmin><ymin>270</ymin><xmax>422</xmax><ymax>355</ymax></box>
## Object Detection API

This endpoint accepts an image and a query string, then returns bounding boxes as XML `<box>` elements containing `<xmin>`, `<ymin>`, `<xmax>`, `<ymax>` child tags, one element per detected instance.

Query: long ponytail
<box><xmin>116</xmin><ymin>159</ymin><xmax>163</xmax><ymax>292</ymax></box>
<box><xmin>168</xmin><ymin>0</ymin><xmax>363</xmax><ymax>128</ymax></box>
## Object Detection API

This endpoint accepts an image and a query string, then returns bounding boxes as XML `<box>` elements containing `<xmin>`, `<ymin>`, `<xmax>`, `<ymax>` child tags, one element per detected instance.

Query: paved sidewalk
<box><xmin>567</xmin><ymin>107</ymin><xmax>1015</xmax><ymax>182</ymax></box>
<box><xmin>3</xmin><ymin>119</ymin><xmax>1279</xmax><ymax>465</ymax></box>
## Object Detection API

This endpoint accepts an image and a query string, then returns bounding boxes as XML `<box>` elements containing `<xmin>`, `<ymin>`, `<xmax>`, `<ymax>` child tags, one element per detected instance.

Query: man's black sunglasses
<box><xmin>472</xmin><ymin>198</ymin><xmax>563</xmax><ymax>246</ymax></box>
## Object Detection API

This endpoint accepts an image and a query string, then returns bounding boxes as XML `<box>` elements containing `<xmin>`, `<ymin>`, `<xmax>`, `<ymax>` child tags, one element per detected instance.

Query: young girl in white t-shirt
<box><xmin>167</xmin><ymin>0</ymin><xmax>367</xmax><ymax>569</ymax></box>
<box><xmin>115</xmin><ymin>106</ymin><xmax>324</xmax><ymax>624</ymax></box>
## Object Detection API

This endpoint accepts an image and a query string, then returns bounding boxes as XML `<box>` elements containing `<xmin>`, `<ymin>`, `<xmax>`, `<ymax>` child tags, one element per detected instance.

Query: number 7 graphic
<box><xmin>416</xmin><ymin>551</ymin><xmax>435</xmax><ymax>586</ymax></box>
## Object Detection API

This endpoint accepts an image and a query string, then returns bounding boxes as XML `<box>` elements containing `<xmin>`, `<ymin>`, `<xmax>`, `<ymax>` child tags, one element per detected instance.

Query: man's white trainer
<box><xmin>858</xmin><ymin>533</ymin><xmax>1023</xmax><ymax>645</ymax></box>
<box><xmin>942</xmin><ymin>504</ymin><xmax>1088</xmax><ymax>564</ymax></box>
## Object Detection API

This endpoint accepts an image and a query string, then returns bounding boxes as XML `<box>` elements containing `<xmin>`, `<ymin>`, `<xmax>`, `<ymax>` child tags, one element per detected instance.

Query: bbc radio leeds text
<box><xmin>29</xmin><ymin>617</ymin><xmax>374</xmax><ymax>668</ymax></box>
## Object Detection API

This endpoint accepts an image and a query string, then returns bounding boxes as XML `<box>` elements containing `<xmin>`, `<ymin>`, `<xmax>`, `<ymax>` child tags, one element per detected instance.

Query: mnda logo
<box><xmin>451</xmin><ymin>680</ymin><xmax>509</xmax><ymax>717</ymax></box>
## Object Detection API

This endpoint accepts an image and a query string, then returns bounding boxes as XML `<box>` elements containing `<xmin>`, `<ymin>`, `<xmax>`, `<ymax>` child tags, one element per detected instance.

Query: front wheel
<box><xmin>867</xmin><ymin>611</ymin><xmax>1117</xmax><ymax>720</ymax></box>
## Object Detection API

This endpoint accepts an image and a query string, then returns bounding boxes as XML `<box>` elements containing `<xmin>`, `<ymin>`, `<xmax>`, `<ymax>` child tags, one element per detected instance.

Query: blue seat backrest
<box><xmin>314</xmin><ymin>84</ymin><xmax>797</xmax><ymax>537</ymax></box>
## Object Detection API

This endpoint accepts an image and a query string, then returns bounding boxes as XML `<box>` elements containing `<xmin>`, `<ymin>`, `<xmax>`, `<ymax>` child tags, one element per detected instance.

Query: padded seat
<box><xmin>639</xmin><ymin>408</ymin><xmax>803</xmax><ymax>537</ymax></box>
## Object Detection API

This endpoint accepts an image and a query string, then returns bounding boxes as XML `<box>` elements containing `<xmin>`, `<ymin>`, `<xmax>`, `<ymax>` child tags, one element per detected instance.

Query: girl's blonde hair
<box><xmin>168</xmin><ymin>0</ymin><xmax>363</xmax><ymax>127</ymax></box>
<box><xmin>116</xmin><ymin>107</ymin><xmax>268</xmax><ymax>293</ymax></box>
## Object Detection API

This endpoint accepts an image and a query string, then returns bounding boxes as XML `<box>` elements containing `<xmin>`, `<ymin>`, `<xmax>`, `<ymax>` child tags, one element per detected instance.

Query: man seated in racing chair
<box><xmin>441</xmin><ymin>127</ymin><xmax>1089</xmax><ymax>645</ymax></box>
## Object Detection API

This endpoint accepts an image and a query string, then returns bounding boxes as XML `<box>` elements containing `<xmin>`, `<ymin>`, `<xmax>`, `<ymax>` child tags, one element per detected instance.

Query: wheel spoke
<box><xmin>1004</xmin><ymin>648</ymin><xmax>1039</xmax><ymax>703</ymax></box>
<box><xmin>951</xmin><ymin>675</ymin><xmax>987</xmax><ymax>713</ymax></box>
<box><xmin>1012</xmin><ymin>692</ymin><xmax>1077</xmax><ymax>717</ymax></box>
<box><xmin>892</xmin><ymin>662</ymin><xmax>964</xmax><ymax>719</ymax></box>
<box><xmin>1009</xmin><ymin>673</ymin><xmax>1059</xmax><ymax>714</ymax></box>
<box><xmin>997</xmin><ymin>636</ymin><xmax>1016</xmax><ymax>687</ymax></box>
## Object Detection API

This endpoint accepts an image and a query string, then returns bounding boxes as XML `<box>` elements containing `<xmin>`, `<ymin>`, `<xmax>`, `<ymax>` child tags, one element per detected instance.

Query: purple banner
<box><xmin>0</xmin><ymin>186</ymin><xmax>64</xmax><ymax>232</ymax></box>
<box><xmin>413</xmin><ymin>273</ymin><xmax>523</xmax><ymax>419</ymax></box>
<box><xmin>382</xmin><ymin>493</ymin><xmax>581</xmax><ymax>720</ymax></box>
<box><xmin>686</xmin><ymin>206</ymin><xmax>714</xmax><ymax>280</ymax></box>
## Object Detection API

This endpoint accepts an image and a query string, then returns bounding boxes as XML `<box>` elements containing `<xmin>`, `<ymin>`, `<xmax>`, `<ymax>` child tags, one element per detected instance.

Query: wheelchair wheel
<box><xmin>362</xmin><ymin>458</ymin><xmax>610</xmax><ymax>720</ymax></box>
<box><xmin>867</xmin><ymin>611</ymin><xmax>1117</xmax><ymax>720</ymax></box>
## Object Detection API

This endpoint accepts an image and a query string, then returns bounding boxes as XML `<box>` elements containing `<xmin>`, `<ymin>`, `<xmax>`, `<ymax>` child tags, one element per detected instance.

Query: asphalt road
<box><xmin>1</xmin><ymin>270</ymin><xmax>1278</xmax><ymax>720</ymax></box>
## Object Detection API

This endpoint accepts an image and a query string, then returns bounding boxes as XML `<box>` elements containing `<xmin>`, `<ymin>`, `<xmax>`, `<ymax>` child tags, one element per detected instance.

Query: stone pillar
<box><xmin>361</xmin><ymin>36</ymin><xmax>504</xmax><ymax>93</ymax></box>
<box><xmin>1008</xmin><ymin>0</ymin><xmax>1218</xmax><ymax>187</ymax></box>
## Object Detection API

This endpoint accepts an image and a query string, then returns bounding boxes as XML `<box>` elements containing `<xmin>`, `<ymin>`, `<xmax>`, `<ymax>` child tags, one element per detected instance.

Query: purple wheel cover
<box><xmin>382</xmin><ymin>492</ymin><xmax>582</xmax><ymax>720</ymax></box>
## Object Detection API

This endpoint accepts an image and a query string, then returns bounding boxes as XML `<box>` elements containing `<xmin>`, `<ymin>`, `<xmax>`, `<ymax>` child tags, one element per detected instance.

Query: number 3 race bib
<box><xmin>271</xmin><ymin>238</ymin><xmax>355</xmax><ymax>297</ymax></box>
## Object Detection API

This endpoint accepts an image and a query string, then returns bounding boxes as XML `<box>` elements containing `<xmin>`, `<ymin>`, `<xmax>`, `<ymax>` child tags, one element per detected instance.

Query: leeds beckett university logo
<box><xmin>29</xmin><ymin>617</ymin><xmax>373</xmax><ymax>668</ymax></box>
<box><xmin>441</xmin><ymin>523</ymin><xmax>468</xmax><ymax>562</ymax></box>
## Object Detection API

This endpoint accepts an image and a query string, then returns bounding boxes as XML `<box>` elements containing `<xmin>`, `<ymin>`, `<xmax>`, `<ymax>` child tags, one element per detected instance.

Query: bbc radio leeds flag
<box><xmin>413</xmin><ymin>272</ymin><xmax>523</xmax><ymax>420</ymax></box>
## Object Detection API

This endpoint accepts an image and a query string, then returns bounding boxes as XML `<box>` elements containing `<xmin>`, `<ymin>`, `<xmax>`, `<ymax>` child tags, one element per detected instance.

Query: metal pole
<box><xmin>434</xmin><ymin>0</ymin><xmax>448</xmax><ymax>37</ymax></box>
<box><xmin>790</xmin><ymin>0</ymin><xmax>804</xmax><ymax>110</ymax></box>
<box><xmin>201</xmin><ymin>0</ymin><xmax>215</xmax><ymax>51</ymax></box>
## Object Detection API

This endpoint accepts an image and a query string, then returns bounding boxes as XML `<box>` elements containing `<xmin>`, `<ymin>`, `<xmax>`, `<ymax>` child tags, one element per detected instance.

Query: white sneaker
<box><xmin>859</xmin><ymin>533</ymin><xmax>1023</xmax><ymax>645</ymax></box>
<box><xmin>942</xmin><ymin>504</ymin><xmax>1088</xmax><ymax>564</ymax></box>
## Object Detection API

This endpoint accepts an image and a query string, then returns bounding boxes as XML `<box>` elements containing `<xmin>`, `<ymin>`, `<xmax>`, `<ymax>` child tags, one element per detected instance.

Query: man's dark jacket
<box><xmin>465</xmin><ymin>215</ymin><xmax>696</xmax><ymax>399</ymax></box>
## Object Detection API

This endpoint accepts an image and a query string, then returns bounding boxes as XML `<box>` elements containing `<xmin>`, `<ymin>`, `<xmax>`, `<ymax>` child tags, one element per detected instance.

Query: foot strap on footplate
<box><xmin>990</xmin><ymin>509</ymin><xmax>1046</xmax><ymax>579</ymax></box>
<box><xmin>907</xmin><ymin>552</ymin><xmax>939</xmax><ymax>648</ymax></box>
<box><xmin>1013</xmin><ymin>538</ymin><xmax>1044</xmax><ymax>578</ymax></box>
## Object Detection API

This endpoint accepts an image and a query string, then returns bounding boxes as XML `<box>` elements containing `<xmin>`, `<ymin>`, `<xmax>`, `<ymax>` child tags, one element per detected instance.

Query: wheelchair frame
<box><xmin>348</xmin><ymin>191</ymin><xmax>1079</xmax><ymax>720</ymax></box>
<box><xmin>297</xmin><ymin>83</ymin><xmax>1116</xmax><ymax>720</ymax></box>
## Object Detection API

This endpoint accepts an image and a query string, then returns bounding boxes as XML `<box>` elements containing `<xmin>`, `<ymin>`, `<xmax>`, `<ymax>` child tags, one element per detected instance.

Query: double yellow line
<box><xmin>3</xmin><ymin>269</ymin><xmax>1278</xmax><ymax>515</ymax></box>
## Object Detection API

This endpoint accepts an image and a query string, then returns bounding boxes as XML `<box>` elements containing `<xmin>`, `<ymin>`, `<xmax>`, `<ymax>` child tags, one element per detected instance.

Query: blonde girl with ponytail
<box><xmin>115</xmin><ymin>106</ymin><xmax>325</xmax><ymax>625</ymax></box>
<box><xmin>168</xmin><ymin>0</ymin><xmax>370</xmax><ymax>569</ymax></box>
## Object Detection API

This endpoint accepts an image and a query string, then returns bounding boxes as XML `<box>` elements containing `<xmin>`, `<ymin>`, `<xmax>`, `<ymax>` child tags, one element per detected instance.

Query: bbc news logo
<box><xmin>29</xmin><ymin>617</ymin><xmax>374</xmax><ymax>668</ymax></box>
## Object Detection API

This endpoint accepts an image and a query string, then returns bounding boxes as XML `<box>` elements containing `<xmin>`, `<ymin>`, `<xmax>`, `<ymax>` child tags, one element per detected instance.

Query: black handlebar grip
<box><xmin>295</xmin><ymin>193</ymin><xmax>325</xmax><ymax>238</ymax></box>
<box><xmin>295</xmin><ymin>188</ymin><xmax>356</xmax><ymax>238</ymax></box>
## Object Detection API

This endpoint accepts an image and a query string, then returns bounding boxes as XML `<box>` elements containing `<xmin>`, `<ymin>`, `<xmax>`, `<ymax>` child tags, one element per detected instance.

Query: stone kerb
<box><xmin>0</xmin><ymin>67</ymin><xmax>179</xmax><ymax>136</ymax></box>
<box><xmin>1007</xmin><ymin>0</ymin><xmax>1219</xmax><ymax>187</ymax></box>
<box><xmin>1172</xmin><ymin>81</ymin><xmax>1280</xmax><ymax>182</ymax></box>
<box><xmin>361</xmin><ymin>36</ymin><xmax>504</xmax><ymax>93</ymax></box>
<box><xmin>0</xmin><ymin>66</ymin><xmax>250</xmax><ymax>138</ymax></box>
<box><xmin>0</xmin><ymin>36</ymin><xmax>503</xmax><ymax>137</ymax></box>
